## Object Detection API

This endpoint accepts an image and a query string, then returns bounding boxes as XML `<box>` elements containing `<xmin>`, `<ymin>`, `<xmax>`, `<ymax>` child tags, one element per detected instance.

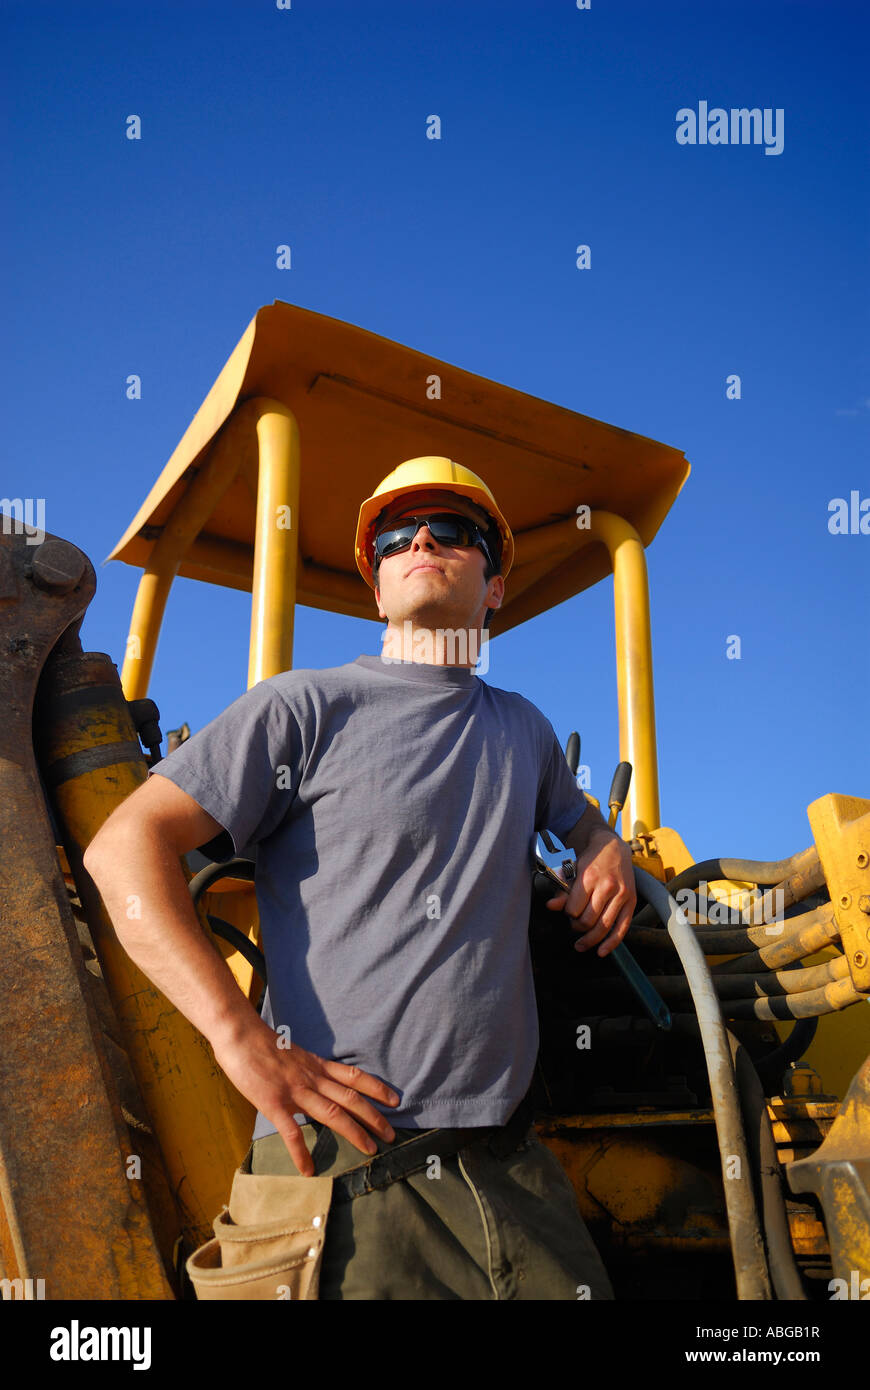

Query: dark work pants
<box><xmin>251</xmin><ymin>1123</ymin><xmax>614</xmax><ymax>1301</ymax></box>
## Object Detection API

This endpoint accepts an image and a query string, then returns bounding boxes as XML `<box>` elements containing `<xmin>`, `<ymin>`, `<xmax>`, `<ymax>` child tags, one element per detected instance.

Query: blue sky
<box><xmin>3</xmin><ymin>0</ymin><xmax>868</xmax><ymax>862</ymax></box>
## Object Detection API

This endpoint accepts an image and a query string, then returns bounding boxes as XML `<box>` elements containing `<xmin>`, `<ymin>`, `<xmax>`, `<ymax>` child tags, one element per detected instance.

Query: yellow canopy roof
<box><xmin>107</xmin><ymin>301</ymin><xmax>690</xmax><ymax>632</ymax></box>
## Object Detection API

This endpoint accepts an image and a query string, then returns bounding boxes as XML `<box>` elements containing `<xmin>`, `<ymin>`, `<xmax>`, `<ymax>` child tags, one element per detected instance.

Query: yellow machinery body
<box><xmin>1</xmin><ymin>302</ymin><xmax>867</xmax><ymax>1299</ymax></box>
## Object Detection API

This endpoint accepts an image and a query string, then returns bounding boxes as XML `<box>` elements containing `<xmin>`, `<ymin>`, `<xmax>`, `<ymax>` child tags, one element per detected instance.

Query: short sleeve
<box><xmin>150</xmin><ymin>680</ymin><xmax>302</xmax><ymax>857</ymax></box>
<box><xmin>535</xmin><ymin>725</ymin><xmax>589</xmax><ymax>840</ymax></box>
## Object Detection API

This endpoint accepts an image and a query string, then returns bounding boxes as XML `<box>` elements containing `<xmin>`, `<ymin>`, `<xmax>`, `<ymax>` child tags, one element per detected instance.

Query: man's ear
<box><xmin>375</xmin><ymin>585</ymin><xmax>387</xmax><ymax>620</ymax></box>
<box><xmin>487</xmin><ymin>575</ymin><xmax>505</xmax><ymax>611</ymax></box>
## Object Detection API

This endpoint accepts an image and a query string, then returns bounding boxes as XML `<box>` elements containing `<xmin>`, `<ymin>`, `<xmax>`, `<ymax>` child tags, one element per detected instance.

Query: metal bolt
<box><xmin>859</xmin><ymin>896</ymin><xmax>870</xmax><ymax>914</ymax></box>
<box><xmin>839</xmin><ymin>893</ymin><xmax>851</xmax><ymax>910</ymax></box>
<box><xmin>858</xmin><ymin>852</ymin><xmax>870</xmax><ymax>869</ymax></box>
<box><xmin>784</xmin><ymin>1062</ymin><xmax>822</xmax><ymax>1097</ymax></box>
<box><xmin>854</xmin><ymin>951</ymin><xmax>868</xmax><ymax>969</ymax></box>
<box><xmin>30</xmin><ymin>540</ymin><xmax>85</xmax><ymax>595</ymax></box>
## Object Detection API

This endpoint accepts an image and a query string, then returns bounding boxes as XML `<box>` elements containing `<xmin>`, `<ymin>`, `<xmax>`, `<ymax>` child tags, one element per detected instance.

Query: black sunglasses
<box><xmin>373</xmin><ymin>512</ymin><xmax>497</xmax><ymax>570</ymax></box>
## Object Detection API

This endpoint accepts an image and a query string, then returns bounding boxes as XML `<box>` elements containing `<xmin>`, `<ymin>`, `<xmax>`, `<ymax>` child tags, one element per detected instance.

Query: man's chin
<box><xmin>386</xmin><ymin>606</ymin><xmax>473</xmax><ymax>632</ymax></box>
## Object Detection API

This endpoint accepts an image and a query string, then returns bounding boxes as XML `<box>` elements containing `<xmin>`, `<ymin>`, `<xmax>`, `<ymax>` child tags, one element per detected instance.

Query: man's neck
<box><xmin>380</xmin><ymin>619</ymin><xmax>487</xmax><ymax>668</ymax></box>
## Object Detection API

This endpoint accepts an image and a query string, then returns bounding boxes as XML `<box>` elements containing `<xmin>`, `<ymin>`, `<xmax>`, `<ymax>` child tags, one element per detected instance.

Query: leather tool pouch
<box><xmin>186</xmin><ymin>1166</ymin><xmax>333</xmax><ymax>1301</ymax></box>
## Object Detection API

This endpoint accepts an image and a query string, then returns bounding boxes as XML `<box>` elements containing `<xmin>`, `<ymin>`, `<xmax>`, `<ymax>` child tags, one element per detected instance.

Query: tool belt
<box><xmin>186</xmin><ymin>1094</ymin><xmax>535</xmax><ymax>1301</ymax></box>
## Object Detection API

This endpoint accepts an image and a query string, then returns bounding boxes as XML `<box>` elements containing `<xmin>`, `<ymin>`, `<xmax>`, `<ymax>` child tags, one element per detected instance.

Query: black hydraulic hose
<box><xmin>689</xmin><ymin>901</ymin><xmax>828</xmax><ymax>934</ymax></box>
<box><xmin>716</xmin><ymin>957</ymin><xmax>849</xmax><ymax>994</ymax></box>
<box><xmin>590</xmin><ymin>1012</ymin><xmax>819</xmax><ymax>1091</ymax></box>
<box><xmin>206</xmin><ymin>914</ymin><xmax>268</xmax><ymax>984</ymax></box>
<box><xmin>633</xmin><ymin>847</ymin><xmax>824</xmax><ymax>930</ymax></box>
<box><xmin>653</xmin><ymin>848</ymin><xmax>819</xmax><ymax>895</ymax></box>
<box><xmin>188</xmin><ymin>859</ymin><xmax>266</xmax><ymax>984</ymax></box>
<box><xmin>189</xmin><ymin>857</ymin><xmax>256</xmax><ymax>902</ymax></box>
<box><xmin>632</xmin><ymin>866</ymin><xmax>771</xmax><ymax>1299</ymax></box>
<box><xmin>753</xmin><ymin>1018</ymin><xmax>818</xmax><ymax>1090</ymax></box>
<box><xmin>726</xmin><ymin>1029</ymin><xmax>806</xmax><ymax>1301</ymax></box>
<box><xmin>719</xmin><ymin>981</ymin><xmax>867</xmax><ymax>1021</ymax></box>
<box><xmin>628</xmin><ymin>904</ymin><xmax>838</xmax><ymax>962</ymax></box>
<box><xmin>712</xmin><ymin>908</ymin><xmax>839</xmax><ymax>976</ymax></box>
<box><xmin>587</xmin><ymin>956</ymin><xmax>850</xmax><ymax>1007</ymax></box>
<box><xmin>630</xmin><ymin>924</ymin><xmax>781</xmax><ymax>954</ymax></box>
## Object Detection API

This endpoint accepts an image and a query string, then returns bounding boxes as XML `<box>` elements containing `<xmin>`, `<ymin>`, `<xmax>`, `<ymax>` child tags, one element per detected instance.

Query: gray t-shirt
<box><xmin>152</xmin><ymin>654</ymin><xmax>588</xmax><ymax>1132</ymax></box>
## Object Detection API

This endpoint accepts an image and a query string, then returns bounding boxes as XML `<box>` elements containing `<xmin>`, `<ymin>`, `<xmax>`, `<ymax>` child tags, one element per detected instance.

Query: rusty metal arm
<box><xmin>0</xmin><ymin>532</ymin><xmax>174</xmax><ymax>1297</ymax></box>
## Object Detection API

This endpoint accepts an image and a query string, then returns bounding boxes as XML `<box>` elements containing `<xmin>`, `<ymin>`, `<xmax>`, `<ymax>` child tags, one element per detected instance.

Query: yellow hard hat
<box><xmin>355</xmin><ymin>456</ymin><xmax>514</xmax><ymax>588</ymax></box>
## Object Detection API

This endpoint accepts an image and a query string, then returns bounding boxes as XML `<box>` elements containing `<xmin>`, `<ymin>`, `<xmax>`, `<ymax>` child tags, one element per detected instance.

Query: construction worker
<box><xmin>84</xmin><ymin>457</ymin><xmax>636</xmax><ymax>1300</ymax></box>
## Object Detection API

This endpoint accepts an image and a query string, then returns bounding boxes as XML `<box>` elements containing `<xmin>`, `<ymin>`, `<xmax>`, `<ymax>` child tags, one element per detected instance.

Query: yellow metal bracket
<box><xmin>807</xmin><ymin>793</ymin><xmax>870</xmax><ymax>993</ymax></box>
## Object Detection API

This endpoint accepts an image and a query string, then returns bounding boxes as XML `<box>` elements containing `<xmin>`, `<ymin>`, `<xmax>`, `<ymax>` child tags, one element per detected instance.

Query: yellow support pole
<box><xmin>120</xmin><ymin>401</ymin><xmax>267</xmax><ymax>699</ymax></box>
<box><xmin>587</xmin><ymin>511</ymin><xmax>661</xmax><ymax>838</ymax></box>
<box><xmin>505</xmin><ymin>510</ymin><xmax>662</xmax><ymax>834</ymax></box>
<box><xmin>121</xmin><ymin>573</ymin><xmax>173</xmax><ymax>701</ymax></box>
<box><xmin>247</xmin><ymin>402</ymin><xmax>301</xmax><ymax>686</ymax></box>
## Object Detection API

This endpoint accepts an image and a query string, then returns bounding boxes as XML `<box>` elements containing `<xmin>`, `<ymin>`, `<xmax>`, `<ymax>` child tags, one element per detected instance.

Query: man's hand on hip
<box><xmin>211</xmin><ymin>1021</ymin><xmax>400</xmax><ymax>1177</ymax></box>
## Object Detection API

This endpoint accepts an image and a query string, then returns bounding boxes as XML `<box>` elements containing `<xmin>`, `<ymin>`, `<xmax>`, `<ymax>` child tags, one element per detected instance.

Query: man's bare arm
<box><xmin>544</xmin><ymin>799</ymin><xmax>637</xmax><ymax>956</ymax></box>
<box><xmin>83</xmin><ymin>776</ymin><xmax>398</xmax><ymax>1175</ymax></box>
